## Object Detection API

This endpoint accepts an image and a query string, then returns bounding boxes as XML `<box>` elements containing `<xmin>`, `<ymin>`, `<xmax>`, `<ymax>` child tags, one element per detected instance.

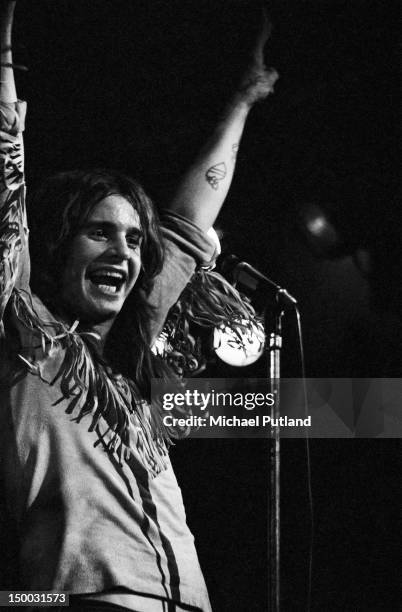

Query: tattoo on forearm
<box><xmin>231</xmin><ymin>144</ymin><xmax>239</xmax><ymax>162</ymax></box>
<box><xmin>205</xmin><ymin>162</ymin><xmax>227</xmax><ymax>190</ymax></box>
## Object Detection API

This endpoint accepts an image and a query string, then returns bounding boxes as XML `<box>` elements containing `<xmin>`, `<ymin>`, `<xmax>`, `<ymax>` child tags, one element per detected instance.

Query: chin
<box><xmin>71</xmin><ymin>299</ymin><xmax>123</xmax><ymax>326</ymax></box>
<box><xmin>88</xmin><ymin>305</ymin><xmax>123</xmax><ymax>324</ymax></box>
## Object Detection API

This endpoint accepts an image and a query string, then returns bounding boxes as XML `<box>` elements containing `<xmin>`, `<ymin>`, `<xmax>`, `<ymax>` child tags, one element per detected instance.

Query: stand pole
<box><xmin>268</xmin><ymin>307</ymin><xmax>284</xmax><ymax>612</ymax></box>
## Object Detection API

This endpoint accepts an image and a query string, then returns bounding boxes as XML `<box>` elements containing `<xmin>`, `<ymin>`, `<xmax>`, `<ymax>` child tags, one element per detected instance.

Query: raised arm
<box><xmin>0</xmin><ymin>0</ymin><xmax>28</xmax><ymax>324</ymax></box>
<box><xmin>167</xmin><ymin>12</ymin><xmax>278</xmax><ymax>231</ymax></box>
<box><xmin>1</xmin><ymin>0</ymin><xmax>17</xmax><ymax>103</ymax></box>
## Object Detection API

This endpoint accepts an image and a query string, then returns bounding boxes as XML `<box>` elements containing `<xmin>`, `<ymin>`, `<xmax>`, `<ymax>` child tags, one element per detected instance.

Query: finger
<box><xmin>0</xmin><ymin>1</ymin><xmax>17</xmax><ymax>25</ymax></box>
<box><xmin>253</xmin><ymin>6</ymin><xmax>273</xmax><ymax>64</ymax></box>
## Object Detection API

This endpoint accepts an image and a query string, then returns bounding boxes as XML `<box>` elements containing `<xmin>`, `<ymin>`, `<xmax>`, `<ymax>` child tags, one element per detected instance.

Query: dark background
<box><xmin>14</xmin><ymin>1</ymin><xmax>400</xmax><ymax>609</ymax></box>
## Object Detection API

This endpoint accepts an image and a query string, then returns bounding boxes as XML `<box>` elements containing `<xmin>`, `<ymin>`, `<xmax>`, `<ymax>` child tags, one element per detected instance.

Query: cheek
<box><xmin>61</xmin><ymin>249</ymin><xmax>89</xmax><ymax>289</ymax></box>
<box><xmin>64</xmin><ymin>239</ymin><xmax>96</xmax><ymax>281</ymax></box>
<box><xmin>128</xmin><ymin>254</ymin><xmax>142</xmax><ymax>287</ymax></box>
<box><xmin>62</xmin><ymin>256</ymin><xmax>81</xmax><ymax>287</ymax></box>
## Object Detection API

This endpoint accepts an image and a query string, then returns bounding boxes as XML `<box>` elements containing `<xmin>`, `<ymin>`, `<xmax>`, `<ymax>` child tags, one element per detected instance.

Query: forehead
<box><xmin>87</xmin><ymin>195</ymin><xmax>141</xmax><ymax>229</ymax></box>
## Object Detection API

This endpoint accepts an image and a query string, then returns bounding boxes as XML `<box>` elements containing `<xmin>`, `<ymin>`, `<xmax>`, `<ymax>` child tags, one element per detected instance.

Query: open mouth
<box><xmin>88</xmin><ymin>270</ymin><xmax>126</xmax><ymax>295</ymax></box>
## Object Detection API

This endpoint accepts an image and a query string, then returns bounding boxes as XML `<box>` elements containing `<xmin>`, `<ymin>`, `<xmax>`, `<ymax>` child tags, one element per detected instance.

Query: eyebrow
<box><xmin>83</xmin><ymin>221</ymin><xmax>144</xmax><ymax>237</ymax></box>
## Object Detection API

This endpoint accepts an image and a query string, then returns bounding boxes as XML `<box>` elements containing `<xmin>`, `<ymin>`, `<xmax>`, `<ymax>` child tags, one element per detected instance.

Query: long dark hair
<box><xmin>29</xmin><ymin>169</ymin><xmax>168</xmax><ymax>397</ymax></box>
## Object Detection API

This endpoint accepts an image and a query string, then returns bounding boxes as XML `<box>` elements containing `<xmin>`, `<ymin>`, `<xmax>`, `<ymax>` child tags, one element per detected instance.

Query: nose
<box><xmin>109</xmin><ymin>234</ymin><xmax>131</xmax><ymax>260</ymax></box>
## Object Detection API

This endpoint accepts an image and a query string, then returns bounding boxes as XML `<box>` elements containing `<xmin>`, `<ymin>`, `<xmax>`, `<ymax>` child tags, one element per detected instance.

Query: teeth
<box><xmin>89</xmin><ymin>269</ymin><xmax>125</xmax><ymax>291</ymax></box>
<box><xmin>91</xmin><ymin>270</ymin><xmax>124</xmax><ymax>281</ymax></box>
<box><xmin>97</xmin><ymin>284</ymin><xmax>118</xmax><ymax>294</ymax></box>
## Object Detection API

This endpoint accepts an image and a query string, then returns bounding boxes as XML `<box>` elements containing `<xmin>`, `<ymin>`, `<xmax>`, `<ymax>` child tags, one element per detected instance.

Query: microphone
<box><xmin>221</xmin><ymin>255</ymin><xmax>297</xmax><ymax>307</ymax></box>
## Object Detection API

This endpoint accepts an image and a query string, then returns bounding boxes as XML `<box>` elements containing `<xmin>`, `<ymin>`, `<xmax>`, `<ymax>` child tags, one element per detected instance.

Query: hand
<box><xmin>1</xmin><ymin>1</ymin><xmax>18</xmax><ymax>103</ymax></box>
<box><xmin>1</xmin><ymin>1</ymin><xmax>17</xmax><ymax>32</ymax></box>
<box><xmin>1</xmin><ymin>2</ymin><xmax>17</xmax><ymax>48</ymax></box>
<box><xmin>236</xmin><ymin>9</ymin><xmax>279</xmax><ymax>107</ymax></box>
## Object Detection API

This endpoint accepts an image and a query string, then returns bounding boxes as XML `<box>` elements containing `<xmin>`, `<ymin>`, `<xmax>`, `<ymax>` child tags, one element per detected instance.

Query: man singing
<box><xmin>0</xmin><ymin>2</ymin><xmax>277</xmax><ymax>610</ymax></box>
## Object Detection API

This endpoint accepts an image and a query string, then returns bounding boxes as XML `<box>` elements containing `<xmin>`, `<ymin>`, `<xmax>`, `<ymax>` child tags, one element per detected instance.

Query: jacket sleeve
<box><xmin>0</xmin><ymin>100</ymin><xmax>30</xmax><ymax>325</ymax></box>
<box><xmin>143</xmin><ymin>210</ymin><xmax>217</xmax><ymax>344</ymax></box>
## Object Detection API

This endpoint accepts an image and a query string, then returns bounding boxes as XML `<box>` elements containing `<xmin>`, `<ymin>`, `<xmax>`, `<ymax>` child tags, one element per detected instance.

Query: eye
<box><xmin>127</xmin><ymin>234</ymin><xmax>142</xmax><ymax>249</ymax></box>
<box><xmin>90</xmin><ymin>228</ymin><xmax>108</xmax><ymax>241</ymax></box>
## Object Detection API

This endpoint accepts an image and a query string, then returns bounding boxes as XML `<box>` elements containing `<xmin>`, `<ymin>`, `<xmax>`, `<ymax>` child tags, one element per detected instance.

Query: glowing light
<box><xmin>213</xmin><ymin>320</ymin><xmax>265</xmax><ymax>367</ymax></box>
<box><xmin>306</xmin><ymin>215</ymin><xmax>326</xmax><ymax>236</ymax></box>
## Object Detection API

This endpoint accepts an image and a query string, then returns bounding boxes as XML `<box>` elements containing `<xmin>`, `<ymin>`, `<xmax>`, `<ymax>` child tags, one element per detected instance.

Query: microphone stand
<box><xmin>228</xmin><ymin>260</ymin><xmax>296</xmax><ymax>612</ymax></box>
<box><xmin>268</xmin><ymin>292</ymin><xmax>287</xmax><ymax>612</ymax></box>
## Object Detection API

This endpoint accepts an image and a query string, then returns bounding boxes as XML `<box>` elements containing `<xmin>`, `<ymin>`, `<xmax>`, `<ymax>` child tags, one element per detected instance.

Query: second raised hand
<box><xmin>237</xmin><ymin>8</ymin><xmax>279</xmax><ymax>107</ymax></box>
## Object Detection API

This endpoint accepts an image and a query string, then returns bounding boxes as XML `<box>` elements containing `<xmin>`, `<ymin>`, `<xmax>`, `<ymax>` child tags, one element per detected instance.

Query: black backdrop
<box><xmin>12</xmin><ymin>1</ymin><xmax>400</xmax><ymax>609</ymax></box>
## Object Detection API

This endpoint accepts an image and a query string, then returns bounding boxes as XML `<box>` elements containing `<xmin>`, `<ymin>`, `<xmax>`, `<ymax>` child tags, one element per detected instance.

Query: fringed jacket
<box><xmin>0</xmin><ymin>100</ymin><xmax>215</xmax><ymax>610</ymax></box>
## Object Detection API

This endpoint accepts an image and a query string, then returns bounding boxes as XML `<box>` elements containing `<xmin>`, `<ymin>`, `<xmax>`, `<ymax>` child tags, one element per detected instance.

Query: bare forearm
<box><xmin>167</xmin><ymin>10</ymin><xmax>278</xmax><ymax>231</ymax></box>
<box><xmin>1</xmin><ymin>1</ymin><xmax>17</xmax><ymax>103</ymax></box>
<box><xmin>168</xmin><ymin>99</ymin><xmax>251</xmax><ymax>230</ymax></box>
